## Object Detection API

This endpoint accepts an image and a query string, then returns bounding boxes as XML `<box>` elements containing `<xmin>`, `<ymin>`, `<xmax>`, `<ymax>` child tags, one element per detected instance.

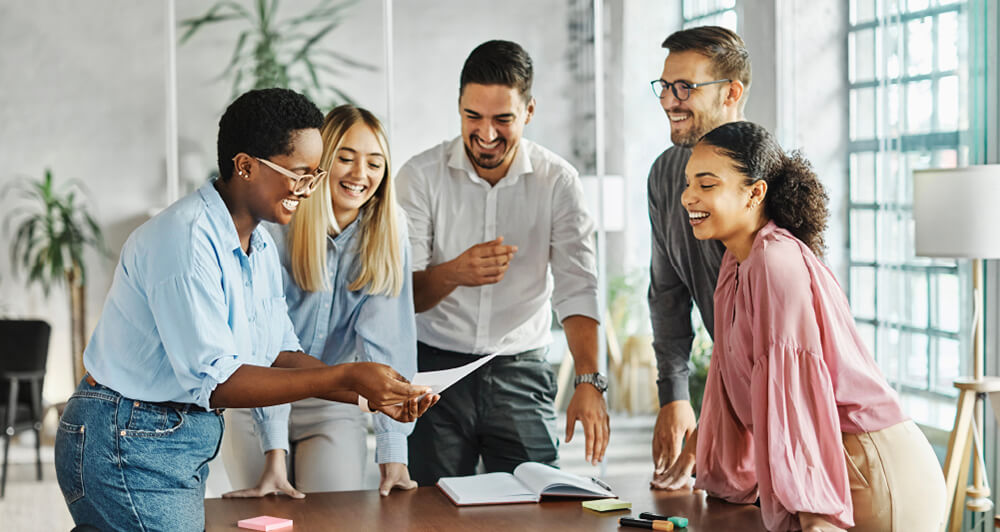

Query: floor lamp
<box><xmin>913</xmin><ymin>164</ymin><xmax>1000</xmax><ymax>532</ymax></box>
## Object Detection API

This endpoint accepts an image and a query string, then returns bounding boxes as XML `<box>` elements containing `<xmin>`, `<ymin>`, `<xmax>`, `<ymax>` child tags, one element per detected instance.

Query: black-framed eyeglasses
<box><xmin>649</xmin><ymin>78</ymin><xmax>731</xmax><ymax>101</ymax></box>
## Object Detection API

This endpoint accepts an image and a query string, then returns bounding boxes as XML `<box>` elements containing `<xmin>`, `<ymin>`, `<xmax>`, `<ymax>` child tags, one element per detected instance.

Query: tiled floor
<box><xmin>0</xmin><ymin>413</ymin><xmax>658</xmax><ymax>530</ymax></box>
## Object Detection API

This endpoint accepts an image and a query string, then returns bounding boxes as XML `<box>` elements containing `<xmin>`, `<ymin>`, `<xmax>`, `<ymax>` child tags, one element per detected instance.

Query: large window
<box><xmin>847</xmin><ymin>0</ymin><xmax>972</xmax><ymax>405</ymax></box>
<box><xmin>682</xmin><ymin>0</ymin><xmax>738</xmax><ymax>30</ymax></box>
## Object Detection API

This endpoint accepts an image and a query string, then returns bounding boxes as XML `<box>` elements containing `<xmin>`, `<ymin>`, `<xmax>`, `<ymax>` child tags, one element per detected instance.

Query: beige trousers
<box><xmin>842</xmin><ymin>420</ymin><xmax>946</xmax><ymax>531</ymax></box>
<box><xmin>222</xmin><ymin>398</ymin><xmax>372</xmax><ymax>492</ymax></box>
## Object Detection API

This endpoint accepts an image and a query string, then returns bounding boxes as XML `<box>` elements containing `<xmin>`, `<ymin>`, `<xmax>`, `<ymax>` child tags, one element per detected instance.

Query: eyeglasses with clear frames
<box><xmin>649</xmin><ymin>78</ymin><xmax>731</xmax><ymax>101</ymax></box>
<box><xmin>251</xmin><ymin>157</ymin><xmax>327</xmax><ymax>195</ymax></box>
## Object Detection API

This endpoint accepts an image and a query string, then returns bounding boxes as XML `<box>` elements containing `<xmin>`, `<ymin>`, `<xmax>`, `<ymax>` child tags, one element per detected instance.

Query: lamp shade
<box><xmin>913</xmin><ymin>165</ymin><xmax>1000</xmax><ymax>258</ymax></box>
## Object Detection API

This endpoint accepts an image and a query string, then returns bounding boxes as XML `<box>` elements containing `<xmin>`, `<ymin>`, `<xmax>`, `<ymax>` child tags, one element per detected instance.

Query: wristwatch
<box><xmin>574</xmin><ymin>372</ymin><xmax>609</xmax><ymax>393</ymax></box>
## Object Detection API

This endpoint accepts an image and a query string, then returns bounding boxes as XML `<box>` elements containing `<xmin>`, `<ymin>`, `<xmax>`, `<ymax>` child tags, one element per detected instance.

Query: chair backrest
<box><xmin>0</xmin><ymin>320</ymin><xmax>51</xmax><ymax>404</ymax></box>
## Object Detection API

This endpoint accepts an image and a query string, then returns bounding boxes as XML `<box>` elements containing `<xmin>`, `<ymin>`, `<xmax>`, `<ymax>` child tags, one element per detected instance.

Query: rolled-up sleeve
<box><xmin>355</xmin><ymin>229</ymin><xmax>418</xmax><ymax>464</ymax></box>
<box><xmin>647</xmin><ymin>167</ymin><xmax>694</xmax><ymax>405</ymax></box>
<box><xmin>147</xmin><ymin>260</ymin><xmax>248</xmax><ymax>410</ymax></box>
<box><xmin>549</xmin><ymin>173</ymin><xmax>600</xmax><ymax>323</ymax></box>
<box><xmin>395</xmin><ymin>163</ymin><xmax>433</xmax><ymax>271</ymax></box>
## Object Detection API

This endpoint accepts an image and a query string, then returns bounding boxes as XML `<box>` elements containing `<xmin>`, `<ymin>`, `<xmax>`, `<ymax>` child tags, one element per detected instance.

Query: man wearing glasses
<box><xmin>646</xmin><ymin>26</ymin><xmax>751</xmax><ymax>489</ymax></box>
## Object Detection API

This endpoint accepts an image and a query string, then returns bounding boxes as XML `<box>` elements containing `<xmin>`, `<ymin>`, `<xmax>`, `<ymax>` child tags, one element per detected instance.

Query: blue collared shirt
<box><xmin>84</xmin><ymin>181</ymin><xmax>302</xmax><ymax>410</ymax></box>
<box><xmin>254</xmin><ymin>212</ymin><xmax>418</xmax><ymax>464</ymax></box>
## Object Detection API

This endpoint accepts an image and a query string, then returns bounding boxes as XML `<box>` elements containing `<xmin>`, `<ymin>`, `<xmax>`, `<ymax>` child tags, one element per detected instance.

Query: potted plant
<box><xmin>606</xmin><ymin>268</ymin><xmax>714</xmax><ymax>415</ymax></box>
<box><xmin>179</xmin><ymin>0</ymin><xmax>375</xmax><ymax>108</ymax></box>
<box><xmin>4</xmin><ymin>169</ymin><xmax>107</xmax><ymax>384</ymax></box>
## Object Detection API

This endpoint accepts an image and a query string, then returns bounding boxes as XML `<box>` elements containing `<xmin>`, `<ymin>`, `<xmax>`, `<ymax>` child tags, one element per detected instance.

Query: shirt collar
<box><xmin>198</xmin><ymin>179</ymin><xmax>268</xmax><ymax>255</ymax></box>
<box><xmin>329</xmin><ymin>208</ymin><xmax>363</xmax><ymax>245</ymax></box>
<box><xmin>446</xmin><ymin>136</ymin><xmax>534</xmax><ymax>186</ymax></box>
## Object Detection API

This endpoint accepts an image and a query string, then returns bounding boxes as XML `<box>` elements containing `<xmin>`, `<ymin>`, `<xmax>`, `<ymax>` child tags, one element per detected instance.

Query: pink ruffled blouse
<box><xmin>693</xmin><ymin>222</ymin><xmax>907</xmax><ymax>531</ymax></box>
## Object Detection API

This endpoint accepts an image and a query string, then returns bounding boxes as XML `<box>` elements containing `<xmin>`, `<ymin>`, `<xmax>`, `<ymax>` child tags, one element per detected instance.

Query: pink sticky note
<box><xmin>237</xmin><ymin>515</ymin><xmax>293</xmax><ymax>531</ymax></box>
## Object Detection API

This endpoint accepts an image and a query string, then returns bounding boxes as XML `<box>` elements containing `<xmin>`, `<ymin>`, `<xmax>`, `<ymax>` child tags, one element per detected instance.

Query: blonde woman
<box><xmin>221</xmin><ymin>105</ymin><xmax>435</xmax><ymax>498</ymax></box>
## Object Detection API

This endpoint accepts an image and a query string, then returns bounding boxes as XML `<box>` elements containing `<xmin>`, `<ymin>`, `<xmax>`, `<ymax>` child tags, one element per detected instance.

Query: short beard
<box><xmin>670</xmin><ymin>92</ymin><xmax>730</xmax><ymax>148</ymax></box>
<box><xmin>464</xmin><ymin>139</ymin><xmax>508</xmax><ymax>170</ymax></box>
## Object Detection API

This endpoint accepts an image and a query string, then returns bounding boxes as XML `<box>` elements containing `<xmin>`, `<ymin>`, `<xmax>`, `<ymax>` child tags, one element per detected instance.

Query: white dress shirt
<box><xmin>396</xmin><ymin>136</ymin><xmax>600</xmax><ymax>355</ymax></box>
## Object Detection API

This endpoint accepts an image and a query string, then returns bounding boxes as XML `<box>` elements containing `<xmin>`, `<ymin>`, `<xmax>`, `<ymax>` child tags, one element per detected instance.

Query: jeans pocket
<box><xmin>124</xmin><ymin>405</ymin><xmax>184</xmax><ymax>437</ymax></box>
<box><xmin>55</xmin><ymin>420</ymin><xmax>86</xmax><ymax>504</ymax></box>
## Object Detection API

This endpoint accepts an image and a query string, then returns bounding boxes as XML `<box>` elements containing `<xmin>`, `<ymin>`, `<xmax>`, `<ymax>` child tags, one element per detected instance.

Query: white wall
<box><xmin>0</xmin><ymin>1</ymin><xmax>169</xmax><ymax>401</ymax></box>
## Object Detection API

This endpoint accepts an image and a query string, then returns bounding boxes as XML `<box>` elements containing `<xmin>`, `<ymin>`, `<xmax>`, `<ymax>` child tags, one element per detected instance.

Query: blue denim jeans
<box><xmin>55</xmin><ymin>379</ymin><xmax>224</xmax><ymax>531</ymax></box>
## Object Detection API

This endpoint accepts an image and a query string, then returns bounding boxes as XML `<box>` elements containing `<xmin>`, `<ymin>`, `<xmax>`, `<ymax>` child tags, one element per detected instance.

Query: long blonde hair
<box><xmin>288</xmin><ymin>105</ymin><xmax>403</xmax><ymax>296</ymax></box>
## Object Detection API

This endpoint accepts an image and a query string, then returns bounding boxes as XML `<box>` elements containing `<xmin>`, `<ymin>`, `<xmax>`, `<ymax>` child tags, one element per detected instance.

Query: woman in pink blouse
<box><xmin>656</xmin><ymin>121</ymin><xmax>945</xmax><ymax>531</ymax></box>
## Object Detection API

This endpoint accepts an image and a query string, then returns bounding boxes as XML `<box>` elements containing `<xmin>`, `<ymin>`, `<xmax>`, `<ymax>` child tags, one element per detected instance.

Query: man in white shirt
<box><xmin>396</xmin><ymin>40</ymin><xmax>609</xmax><ymax>485</ymax></box>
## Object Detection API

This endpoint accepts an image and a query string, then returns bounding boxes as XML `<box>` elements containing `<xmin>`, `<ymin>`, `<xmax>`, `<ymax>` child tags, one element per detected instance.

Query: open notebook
<box><xmin>436</xmin><ymin>462</ymin><xmax>616</xmax><ymax>506</ymax></box>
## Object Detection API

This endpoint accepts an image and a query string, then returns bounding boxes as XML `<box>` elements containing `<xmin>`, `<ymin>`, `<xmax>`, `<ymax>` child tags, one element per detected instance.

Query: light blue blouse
<box><xmin>254</xmin><ymin>211</ymin><xmax>418</xmax><ymax>464</ymax></box>
<box><xmin>84</xmin><ymin>181</ymin><xmax>302</xmax><ymax>410</ymax></box>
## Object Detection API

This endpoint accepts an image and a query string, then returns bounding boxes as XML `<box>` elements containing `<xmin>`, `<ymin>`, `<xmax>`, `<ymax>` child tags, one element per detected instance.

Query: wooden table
<box><xmin>205</xmin><ymin>476</ymin><xmax>766</xmax><ymax>531</ymax></box>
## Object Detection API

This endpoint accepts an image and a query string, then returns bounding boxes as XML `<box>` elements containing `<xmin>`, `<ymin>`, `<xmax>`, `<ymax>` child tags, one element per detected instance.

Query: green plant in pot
<box><xmin>4</xmin><ymin>169</ymin><xmax>107</xmax><ymax>384</ymax></box>
<box><xmin>179</xmin><ymin>0</ymin><xmax>375</xmax><ymax>108</ymax></box>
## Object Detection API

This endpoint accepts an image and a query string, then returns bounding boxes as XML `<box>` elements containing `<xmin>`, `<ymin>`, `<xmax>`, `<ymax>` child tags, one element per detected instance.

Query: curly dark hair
<box><xmin>216</xmin><ymin>88</ymin><xmax>324</xmax><ymax>181</ymax></box>
<box><xmin>699</xmin><ymin>121</ymin><xmax>829</xmax><ymax>256</ymax></box>
<box><xmin>460</xmin><ymin>40</ymin><xmax>533</xmax><ymax>102</ymax></box>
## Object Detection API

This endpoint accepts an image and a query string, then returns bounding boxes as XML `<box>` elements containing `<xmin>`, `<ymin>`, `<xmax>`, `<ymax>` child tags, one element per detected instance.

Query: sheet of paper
<box><xmin>412</xmin><ymin>354</ymin><xmax>497</xmax><ymax>395</ymax></box>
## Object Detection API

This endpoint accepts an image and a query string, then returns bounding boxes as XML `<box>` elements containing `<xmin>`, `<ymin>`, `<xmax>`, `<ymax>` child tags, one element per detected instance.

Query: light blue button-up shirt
<box><xmin>84</xmin><ymin>181</ymin><xmax>302</xmax><ymax>410</ymax></box>
<box><xmin>254</xmin><ymin>212</ymin><xmax>418</xmax><ymax>464</ymax></box>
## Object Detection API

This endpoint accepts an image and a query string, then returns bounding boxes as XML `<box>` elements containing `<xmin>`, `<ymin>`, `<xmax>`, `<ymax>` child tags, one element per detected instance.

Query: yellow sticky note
<box><xmin>582</xmin><ymin>498</ymin><xmax>632</xmax><ymax>512</ymax></box>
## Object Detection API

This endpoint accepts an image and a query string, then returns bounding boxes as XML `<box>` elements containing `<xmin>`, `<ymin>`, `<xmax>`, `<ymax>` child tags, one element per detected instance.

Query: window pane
<box><xmin>851</xmin><ymin>210</ymin><xmax>877</xmax><ymax>262</ymax></box>
<box><xmin>935</xmin><ymin>338</ymin><xmax>961</xmax><ymax>394</ymax></box>
<box><xmin>851</xmin><ymin>0</ymin><xmax>876</xmax><ymax>25</ymax></box>
<box><xmin>850</xmin><ymin>152</ymin><xmax>876</xmax><ymax>203</ymax></box>
<box><xmin>850</xmin><ymin>267</ymin><xmax>877</xmax><ymax>318</ymax></box>
<box><xmin>908</xmin><ymin>0</ymin><xmax>930</xmax><ymax>10</ymax></box>
<box><xmin>876</xmin><ymin>151</ymin><xmax>906</xmax><ymax>204</ymax></box>
<box><xmin>849</xmin><ymin>29</ymin><xmax>876</xmax><ymax>82</ymax></box>
<box><xmin>877</xmin><ymin>210</ymin><xmax>908</xmax><ymax>262</ymax></box>
<box><xmin>884</xmin><ymin>25</ymin><xmax>902</xmax><ymax>79</ymax></box>
<box><xmin>850</xmin><ymin>88</ymin><xmax>876</xmax><ymax>140</ymax></box>
<box><xmin>902</xmin><ymin>332</ymin><xmax>930</xmax><ymax>388</ymax></box>
<box><xmin>878</xmin><ymin>326</ymin><xmax>900</xmax><ymax>379</ymax></box>
<box><xmin>937</xmin><ymin>75</ymin><xmax>959</xmax><ymax>131</ymax></box>
<box><xmin>877</xmin><ymin>268</ymin><xmax>905</xmax><ymax>323</ymax></box>
<box><xmin>907</xmin><ymin>272</ymin><xmax>929</xmax><ymax>327</ymax></box>
<box><xmin>906</xmin><ymin>16</ymin><xmax>934</xmax><ymax>76</ymax></box>
<box><xmin>933</xmin><ymin>273</ymin><xmax>961</xmax><ymax>333</ymax></box>
<box><xmin>938</xmin><ymin>11</ymin><xmax>959</xmax><ymax>71</ymax></box>
<box><xmin>906</xmin><ymin>80</ymin><xmax>933</xmax><ymax>134</ymax></box>
<box><xmin>857</xmin><ymin>322</ymin><xmax>877</xmax><ymax>358</ymax></box>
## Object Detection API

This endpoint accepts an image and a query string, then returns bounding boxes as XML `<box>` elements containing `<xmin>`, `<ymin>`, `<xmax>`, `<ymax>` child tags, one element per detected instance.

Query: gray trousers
<box><xmin>408</xmin><ymin>342</ymin><xmax>560</xmax><ymax>486</ymax></box>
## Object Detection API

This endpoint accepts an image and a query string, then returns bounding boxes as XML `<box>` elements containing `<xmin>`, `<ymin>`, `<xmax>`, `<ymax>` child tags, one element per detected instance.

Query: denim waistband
<box><xmin>78</xmin><ymin>375</ymin><xmax>222</xmax><ymax>415</ymax></box>
<box><xmin>416</xmin><ymin>341</ymin><xmax>549</xmax><ymax>362</ymax></box>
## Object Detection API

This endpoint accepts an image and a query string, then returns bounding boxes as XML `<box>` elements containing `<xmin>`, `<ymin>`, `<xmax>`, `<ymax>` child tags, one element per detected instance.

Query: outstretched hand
<box><xmin>652</xmin><ymin>400</ymin><xmax>696</xmax><ymax>475</ymax></box>
<box><xmin>565</xmin><ymin>383</ymin><xmax>610</xmax><ymax>465</ymax></box>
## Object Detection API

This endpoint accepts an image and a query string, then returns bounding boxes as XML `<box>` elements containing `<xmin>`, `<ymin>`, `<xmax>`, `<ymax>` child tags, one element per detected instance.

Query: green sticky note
<box><xmin>582</xmin><ymin>498</ymin><xmax>632</xmax><ymax>512</ymax></box>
